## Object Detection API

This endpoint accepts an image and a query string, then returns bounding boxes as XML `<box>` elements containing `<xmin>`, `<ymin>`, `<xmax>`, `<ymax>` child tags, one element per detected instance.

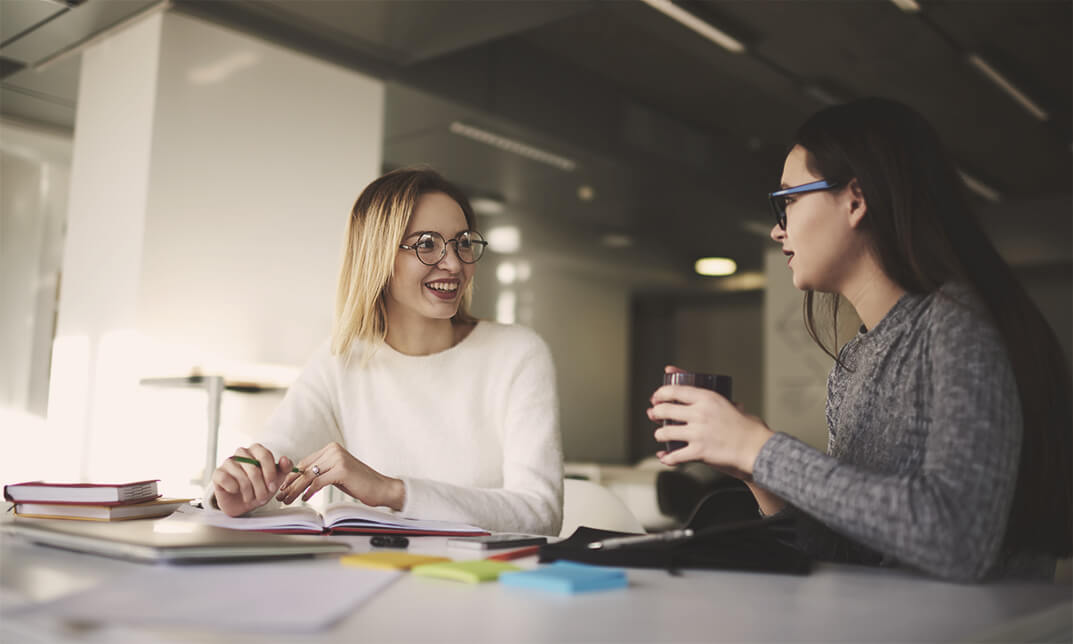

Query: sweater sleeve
<box><xmin>753</xmin><ymin>304</ymin><xmax>1022</xmax><ymax>581</ymax></box>
<box><xmin>254</xmin><ymin>344</ymin><xmax>345</xmax><ymax>463</ymax></box>
<box><xmin>398</xmin><ymin>334</ymin><xmax>564</xmax><ymax>536</ymax></box>
<box><xmin>204</xmin><ymin>342</ymin><xmax>344</xmax><ymax>508</ymax></box>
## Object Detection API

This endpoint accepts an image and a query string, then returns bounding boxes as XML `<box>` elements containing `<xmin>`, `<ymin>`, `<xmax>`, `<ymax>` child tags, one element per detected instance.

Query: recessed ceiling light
<box><xmin>888</xmin><ymin>0</ymin><xmax>921</xmax><ymax>13</ymax></box>
<box><xmin>640</xmin><ymin>0</ymin><xmax>746</xmax><ymax>54</ymax></box>
<box><xmin>577</xmin><ymin>185</ymin><xmax>595</xmax><ymax>201</ymax></box>
<box><xmin>601</xmin><ymin>233</ymin><xmax>634</xmax><ymax>248</ymax></box>
<box><xmin>449</xmin><ymin>122</ymin><xmax>577</xmax><ymax>172</ymax></box>
<box><xmin>695</xmin><ymin>257</ymin><xmax>737</xmax><ymax>276</ymax></box>
<box><xmin>803</xmin><ymin>84</ymin><xmax>843</xmax><ymax>106</ymax></box>
<box><xmin>957</xmin><ymin>169</ymin><xmax>1001</xmax><ymax>202</ymax></box>
<box><xmin>487</xmin><ymin>226</ymin><xmax>521</xmax><ymax>253</ymax></box>
<box><xmin>471</xmin><ymin>197</ymin><xmax>505</xmax><ymax>216</ymax></box>
<box><xmin>966</xmin><ymin>54</ymin><xmax>1049</xmax><ymax>121</ymax></box>
<box><xmin>496</xmin><ymin>262</ymin><xmax>517</xmax><ymax>285</ymax></box>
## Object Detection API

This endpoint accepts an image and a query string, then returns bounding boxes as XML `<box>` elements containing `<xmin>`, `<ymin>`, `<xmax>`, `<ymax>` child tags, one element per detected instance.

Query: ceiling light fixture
<box><xmin>957</xmin><ymin>169</ymin><xmax>1001</xmax><ymax>203</ymax></box>
<box><xmin>470</xmin><ymin>197</ymin><xmax>506</xmax><ymax>216</ymax></box>
<box><xmin>888</xmin><ymin>0</ymin><xmax>921</xmax><ymax>13</ymax></box>
<box><xmin>803</xmin><ymin>84</ymin><xmax>843</xmax><ymax>106</ymax></box>
<box><xmin>694</xmin><ymin>257</ymin><xmax>737</xmax><ymax>276</ymax></box>
<box><xmin>496</xmin><ymin>262</ymin><xmax>517</xmax><ymax>285</ymax></box>
<box><xmin>601</xmin><ymin>233</ymin><xmax>634</xmax><ymax>248</ymax></box>
<box><xmin>966</xmin><ymin>54</ymin><xmax>1049</xmax><ymax>121</ymax></box>
<box><xmin>640</xmin><ymin>0</ymin><xmax>746</xmax><ymax>54</ymax></box>
<box><xmin>487</xmin><ymin>226</ymin><xmax>522</xmax><ymax>253</ymax></box>
<box><xmin>449</xmin><ymin>122</ymin><xmax>577</xmax><ymax>172</ymax></box>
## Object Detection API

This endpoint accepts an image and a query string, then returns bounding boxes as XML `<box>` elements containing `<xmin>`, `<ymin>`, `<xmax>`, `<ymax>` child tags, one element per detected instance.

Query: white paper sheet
<box><xmin>27</xmin><ymin>560</ymin><xmax>401</xmax><ymax>633</ymax></box>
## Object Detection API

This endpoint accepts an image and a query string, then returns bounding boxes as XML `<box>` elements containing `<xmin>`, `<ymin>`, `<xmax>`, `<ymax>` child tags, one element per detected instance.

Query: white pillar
<box><xmin>49</xmin><ymin>10</ymin><xmax>384</xmax><ymax>489</ymax></box>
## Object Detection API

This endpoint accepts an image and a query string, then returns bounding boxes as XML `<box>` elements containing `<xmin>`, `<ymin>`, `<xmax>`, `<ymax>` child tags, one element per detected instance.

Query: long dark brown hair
<box><xmin>793</xmin><ymin>97</ymin><xmax>1072</xmax><ymax>557</ymax></box>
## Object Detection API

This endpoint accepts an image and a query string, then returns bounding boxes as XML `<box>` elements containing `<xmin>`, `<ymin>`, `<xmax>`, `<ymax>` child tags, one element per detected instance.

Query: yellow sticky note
<box><xmin>341</xmin><ymin>552</ymin><xmax>451</xmax><ymax>571</ymax></box>
<box><xmin>410</xmin><ymin>560</ymin><xmax>521</xmax><ymax>583</ymax></box>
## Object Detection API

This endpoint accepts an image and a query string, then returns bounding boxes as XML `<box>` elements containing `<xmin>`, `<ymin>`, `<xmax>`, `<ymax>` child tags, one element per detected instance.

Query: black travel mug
<box><xmin>661</xmin><ymin>371</ymin><xmax>733</xmax><ymax>453</ymax></box>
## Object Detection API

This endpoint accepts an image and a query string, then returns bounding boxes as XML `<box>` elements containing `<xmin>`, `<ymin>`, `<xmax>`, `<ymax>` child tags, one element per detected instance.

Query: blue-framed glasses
<box><xmin>768</xmin><ymin>179</ymin><xmax>841</xmax><ymax>230</ymax></box>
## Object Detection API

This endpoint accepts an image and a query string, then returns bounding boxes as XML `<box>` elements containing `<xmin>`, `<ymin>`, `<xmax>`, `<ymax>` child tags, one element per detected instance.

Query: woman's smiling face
<box><xmin>386</xmin><ymin>191</ymin><xmax>475</xmax><ymax>323</ymax></box>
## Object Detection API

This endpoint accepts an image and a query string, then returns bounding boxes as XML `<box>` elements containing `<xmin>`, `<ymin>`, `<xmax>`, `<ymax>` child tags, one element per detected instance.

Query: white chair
<box><xmin>559</xmin><ymin>478</ymin><xmax>645</xmax><ymax>538</ymax></box>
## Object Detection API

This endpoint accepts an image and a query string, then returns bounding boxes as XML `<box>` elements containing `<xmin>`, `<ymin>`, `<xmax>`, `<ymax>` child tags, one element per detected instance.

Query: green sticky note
<box><xmin>411</xmin><ymin>560</ymin><xmax>521</xmax><ymax>583</ymax></box>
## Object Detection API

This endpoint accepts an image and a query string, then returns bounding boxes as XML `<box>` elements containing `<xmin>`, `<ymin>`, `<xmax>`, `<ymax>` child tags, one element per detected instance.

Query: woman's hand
<box><xmin>276</xmin><ymin>442</ymin><xmax>406</xmax><ymax>511</ymax></box>
<box><xmin>211</xmin><ymin>444</ymin><xmax>295</xmax><ymax>517</ymax></box>
<box><xmin>649</xmin><ymin>366</ymin><xmax>775</xmax><ymax>480</ymax></box>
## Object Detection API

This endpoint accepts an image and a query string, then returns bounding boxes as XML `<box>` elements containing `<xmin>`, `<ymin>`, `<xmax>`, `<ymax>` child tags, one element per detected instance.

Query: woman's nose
<box><xmin>437</xmin><ymin>243</ymin><xmax>464</xmax><ymax>271</ymax></box>
<box><xmin>770</xmin><ymin>223</ymin><xmax>786</xmax><ymax>242</ymax></box>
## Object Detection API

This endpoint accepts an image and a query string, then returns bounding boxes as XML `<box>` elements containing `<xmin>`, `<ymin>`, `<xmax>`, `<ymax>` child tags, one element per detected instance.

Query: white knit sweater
<box><xmin>243</xmin><ymin>321</ymin><xmax>563</xmax><ymax>536</ymax></box>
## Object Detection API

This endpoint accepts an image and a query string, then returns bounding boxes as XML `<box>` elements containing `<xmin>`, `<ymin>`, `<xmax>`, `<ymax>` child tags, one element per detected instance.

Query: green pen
<box><xmin>230</xmin><ymin>455</ymin><xmax>301</xmax><ymax>473</ymax></box>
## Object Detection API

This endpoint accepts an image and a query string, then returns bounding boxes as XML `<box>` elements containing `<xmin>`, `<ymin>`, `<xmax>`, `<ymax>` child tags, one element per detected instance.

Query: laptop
<box><xmin>6</xmin><ymin>517</ymin><xmax>351</xmax><ymax>564</ymax></box>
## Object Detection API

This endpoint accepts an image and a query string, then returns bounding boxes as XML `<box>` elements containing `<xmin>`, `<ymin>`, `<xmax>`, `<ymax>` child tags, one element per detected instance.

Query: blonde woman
<box><xmin>209</xmin><ymin>168</ymin><xmax>563</xmax><ymax>536</ymax></box>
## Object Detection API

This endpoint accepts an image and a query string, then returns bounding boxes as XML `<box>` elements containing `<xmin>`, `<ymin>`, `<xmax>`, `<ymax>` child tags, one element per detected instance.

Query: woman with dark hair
<box><xmin>651</xmin><ymin>97</ymin><xmax>1071</xmax><ymax>581</ymax></box>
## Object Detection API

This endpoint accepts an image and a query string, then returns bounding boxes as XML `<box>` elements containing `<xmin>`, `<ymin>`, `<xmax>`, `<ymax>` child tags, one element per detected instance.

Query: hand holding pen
<box><xmin>211</xmin><ymin>444</ymin><xmax>296</xmax><ymax>517</ymax></box>
<box><xmin>230</xmin><ymin>455</ymin><xmax>301</xmax><ymax>474</ymax></box>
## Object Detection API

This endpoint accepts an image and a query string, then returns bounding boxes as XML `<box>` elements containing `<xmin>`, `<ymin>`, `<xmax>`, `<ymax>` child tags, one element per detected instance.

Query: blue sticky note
<box><xmin>499</xmin><ymin>561</ymin><xmax>627</xmax><ymax>594</ymax></box>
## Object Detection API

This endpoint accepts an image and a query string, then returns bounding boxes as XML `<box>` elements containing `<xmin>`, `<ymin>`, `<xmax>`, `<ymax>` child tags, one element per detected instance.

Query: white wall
<box><xmin>45</xmin><ymin>10</ymin><xmax>384</xmax><ymax>494</ymax></box>
<box><xmin>469</xmin><ymin>253</ymin><xmax>631</xmax><ymax>463</ymax></box>
<box><xmin>529</xmin><ymin>268</ymin><xmax>630</xmax><ymax>463</ymax></box>
<box><xmin>763</xmin><ymin>247</ymin><xmax>835</xmax><ymax>449</ymax></box>
<box><xmin>138</xmin><ymin>13</ymin><xmax>384</xmax><ymax>369</ymax></box>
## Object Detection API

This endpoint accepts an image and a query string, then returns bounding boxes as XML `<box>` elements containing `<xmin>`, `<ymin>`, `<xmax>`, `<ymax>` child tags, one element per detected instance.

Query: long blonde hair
<box><xmin>332</xmin><ymin>167</ymin><xmax>478</xmax><ymax>359</ymax></box>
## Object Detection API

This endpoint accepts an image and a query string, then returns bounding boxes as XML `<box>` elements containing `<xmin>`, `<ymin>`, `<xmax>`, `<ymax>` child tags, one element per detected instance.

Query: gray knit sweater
<box><xmin>753</xmin><ymin>283</ymin><xmax>1055</xmax><ymax>581</ymax></box>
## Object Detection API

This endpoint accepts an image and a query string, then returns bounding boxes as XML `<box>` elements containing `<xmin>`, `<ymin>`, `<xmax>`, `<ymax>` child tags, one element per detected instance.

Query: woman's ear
<box><xmin>846</xmin><ymin>178</ymin><xmax>867</xmax><ymax>228</ymax></box>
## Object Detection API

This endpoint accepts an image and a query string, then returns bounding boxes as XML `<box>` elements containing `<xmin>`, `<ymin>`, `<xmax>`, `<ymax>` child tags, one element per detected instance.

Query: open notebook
<box><xmin>169</xmin><ymin>503</ymin><xmax>489</xmax><ymax>536</ymax></box>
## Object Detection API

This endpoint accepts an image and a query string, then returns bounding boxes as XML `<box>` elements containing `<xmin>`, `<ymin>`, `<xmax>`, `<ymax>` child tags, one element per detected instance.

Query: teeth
<box><xmin>426</xmin><ymin>282</ymin><xmax>458</xmax><ymax>292</ymax></box>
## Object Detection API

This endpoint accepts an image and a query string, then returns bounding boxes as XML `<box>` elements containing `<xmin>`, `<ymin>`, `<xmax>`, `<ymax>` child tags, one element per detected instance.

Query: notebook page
<box><xmin>165</xmin><ymin>503</ymin><xmax>324</xmax><ymax>532</ymax></box>
<box><xmin>321</xmin><ymin>502</ymin><xmax>486</xmax><ymax>533</ymax></box>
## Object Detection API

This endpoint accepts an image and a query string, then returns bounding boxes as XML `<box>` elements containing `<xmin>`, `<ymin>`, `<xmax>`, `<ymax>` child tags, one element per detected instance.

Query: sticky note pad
<box><xmin>499</xmin><ymin>561</ymin><xmax>628</xmax><ymax>594</ymax></box>
<box><xmin>340</xmin><ymin>552</ymin><xmax>450</xmax><ymax>571</ymax></box>
<box><xmin>411</xmin><ymin>560</ymin><xmax>520</xmax><ymax>583</ymax></box>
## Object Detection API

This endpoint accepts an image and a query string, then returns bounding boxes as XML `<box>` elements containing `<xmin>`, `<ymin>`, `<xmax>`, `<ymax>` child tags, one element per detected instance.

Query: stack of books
<box><xmin>3</xmin><ymin>479</ymin><xmax>189</xmax><ymax>521</ymax></box>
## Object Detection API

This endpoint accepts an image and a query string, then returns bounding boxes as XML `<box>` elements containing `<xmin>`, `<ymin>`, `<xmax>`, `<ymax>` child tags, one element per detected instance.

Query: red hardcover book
<box><xmin>3</xmin><ymin>480</ymin><xmax>160</xmax><ymax>506</ymax></box>
<box><xmin>13</xmin><ymin>497</ymin><xmax>191</xmax><ymax>521</ymax></box>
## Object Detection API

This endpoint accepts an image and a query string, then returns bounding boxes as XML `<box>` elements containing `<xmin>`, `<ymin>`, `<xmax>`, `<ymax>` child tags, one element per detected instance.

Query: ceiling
<box><xmin>2</xmin><ymin>0</ymin><xmax>1070</xmax><ymax>280</ymax></box>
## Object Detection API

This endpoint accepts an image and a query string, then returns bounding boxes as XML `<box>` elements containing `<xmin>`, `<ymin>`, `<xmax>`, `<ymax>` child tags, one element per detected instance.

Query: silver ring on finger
<box><xmin>311</xmin><ymin>465</ymin><xmax>321</xmax><ymax>476</ymax></box>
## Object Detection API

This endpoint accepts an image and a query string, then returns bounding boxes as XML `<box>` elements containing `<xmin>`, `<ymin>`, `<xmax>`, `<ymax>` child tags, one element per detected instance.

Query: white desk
<box><xmin>2</xmin><ymin>527</ymin><xmax>1070</xmax><ymax>642</ymax></box>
